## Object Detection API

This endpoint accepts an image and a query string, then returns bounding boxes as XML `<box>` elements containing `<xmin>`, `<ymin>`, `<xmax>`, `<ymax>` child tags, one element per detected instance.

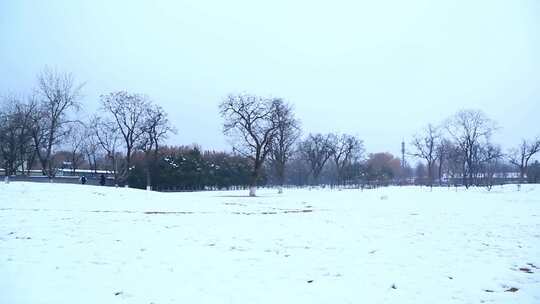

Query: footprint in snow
<box><xmin>518</xmin><ymin>267</ymin><xmax>533</xmax><ymax>273</ymax></box>
<box><xmin>527</xmin><ymin>263</ymin><xmax>538</xmax><ymax>269</ymax></box>
<box><xmin>113</xmin><ymin>291</ymin><xmax>134</xmax><ymax>298</ymax></box>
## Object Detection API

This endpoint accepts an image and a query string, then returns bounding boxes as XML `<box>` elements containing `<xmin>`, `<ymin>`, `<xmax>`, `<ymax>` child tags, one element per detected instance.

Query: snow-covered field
<box><xmin>1</xmin><ymin>183</ymin><xmax>539</xmax><ymax>304</ymax></box>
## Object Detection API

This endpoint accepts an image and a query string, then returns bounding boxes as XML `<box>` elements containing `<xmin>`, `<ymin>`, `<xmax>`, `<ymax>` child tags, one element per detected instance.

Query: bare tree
<box><xmin>81</xmin><ymin>125</ymin><xmax>101</xmax><ymax>174</ymax></box>
<box><xmin>90</xmin><ymin>116</ymin><xmax>122</xmax><ymax>185</ymax></box>
<box><xmin>444</xmin><ymin>142</ymin><xmax>464</xmax><ymax>184</ymax></box>
<box><xmin>299</xmin><ymin>133</ymin><xmax>334</xmax><ymax>185</ymax></box>
<box><xmin>411</xmin><ymin>124</ymin><xmax>440</xmax><ymax>187</ymax></box>
<box><xmin>364</xmin><ymin>152</ymin><xmax>402</xmax><ymax>185</ymax></box>
<box><xmin>30</xmin><ymin>68</ymin><xmax>84</xmax><ymax>178</ymax></box>
<box><xmin>330</xmin><ymin>133</ymin><xmax>364</xmax><ymax>186</ymax></box>
<box><xmin>445</xmin><ymin>110</ymin><xmax>496</xmax><ymax>188</ymax></box>
<box><xmin>480</xmin><ymin>143</ymin><xmax>503</xmax><ymax>190</ymax></box>
<box><xmin>219</xmin><ymin>94</ymin><xmax>279</xmax><ymax>196</ymax></box>
<box><xmin>269</xmin><ymin>99</ymin><xmax>301</xmax><ymax>193</ymax></box>
<box><xmin>508</xmin><ymin>138</ymin><xmax>540</xmax><ymax>184</ymax></box>
<box><xmin>139</xmin><ymin>104</ymin><xmax>174</xmax><ymax>190</ymax></box>
<box><xmin>414</xmin><ymin>161</ymin><xmax>427</xmax><ymax>184</ymax></box>
<box><xmin>434</xmin><ymin>138</ymin><xmax>452</xmax><ymax>185</ymax></box>
<box><xmin>64</xmin><ymin>123</ymin><xmax>86</xmax><ymax>173</ymax></box>
<box><xmin>101</xmin><ymin>91</ymin><xmax>149</xmax><ymax>186</ymax></box>
<box><xmin>0</xmin><ymin>95</ymin><xmax>36</xmax><ymax>179</ymax></box>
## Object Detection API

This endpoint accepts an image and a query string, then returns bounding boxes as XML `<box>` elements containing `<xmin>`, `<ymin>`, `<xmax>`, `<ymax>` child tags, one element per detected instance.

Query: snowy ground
<box><xmin>1</xmin><ymin>183</ymin><xmax>539</xmax><ymax>304</ymax></box>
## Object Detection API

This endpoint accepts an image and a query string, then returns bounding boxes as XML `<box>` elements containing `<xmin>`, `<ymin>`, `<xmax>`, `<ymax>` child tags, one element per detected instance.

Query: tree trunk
<box><xmin>427</xmin><ymin>163</ymin><xmax>433</xmax><ymax>187</ymax></box>
<box><xmin>125</xmin><ymin>146</ymin><xmax>132</xmax><ymax>186</ymax></box>
<box><xmin>249</xmin><ymin>186</ymin><xmax>257</xmax><ymax>197</ymax></box>
<box><xmin>145</xmin><ymin>158</ymin><xmax>152</xmax><ymax>191</ymax></box>
<box><xmin>249</xmin><ymin>174</ymin><xmax>258</xmax><ymax>196</ymax></box>
<box><xmin>438</xmin><ymin>167</ymin><xmax>442</xmax><ymax>186</ymax></box>
<box><xmin>93</xmin><ymin>155</ymin><xmax>97</xmax><ymax>174</ymax></box>
<box><xmin>26</xmin><ymin>153</ymin><xmax>35</xmax><ymax>175</ymax></box>
<box><xmin>249</xmin><ymin>161</ymin><xmax>261</xmax><ymax>197</ymax></box>
<box><xmin>113</xmin><ymin>156</ymin><xmax>118</xmax><ymax>187</ymax></box>
<box><xmin>277</xmin><ymin>162</ymin><xmax>285</xmax><ymax>194</ymax></box>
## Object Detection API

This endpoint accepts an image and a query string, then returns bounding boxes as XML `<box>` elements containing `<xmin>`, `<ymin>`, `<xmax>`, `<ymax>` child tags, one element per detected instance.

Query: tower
<box><xmin>401</xmin><ymin>140</ymin><xmax>406</xmax><ymax>185</ymax></box>
<box><xmin>401</xmin><ymin>140</ymin><xmax>406</xmax><ymax>170</ymax></box>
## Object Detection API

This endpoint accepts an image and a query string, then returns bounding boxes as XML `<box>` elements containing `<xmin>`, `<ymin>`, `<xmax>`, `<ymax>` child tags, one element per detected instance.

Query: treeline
<box><xmin>1</xmin><ymin>68</ymin><xmax>539</xmax><ymax>194</ymax></box>
<box><xmin>124</xmin><ymin>142</ymin><xmax>403</xmax><ymax>191</ymax></box>
<box><xmin>409</xmin><ymin>111</ymin><xmax>540</xmax><ymax>189</ymax></box>
<box><xmin>127</xmin><ymin>146</ymin><xmax>253</xmax><ymax>190</ymax></box>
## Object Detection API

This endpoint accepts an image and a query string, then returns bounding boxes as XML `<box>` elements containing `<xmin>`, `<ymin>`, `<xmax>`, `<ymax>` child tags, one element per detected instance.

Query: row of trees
<box><xmin>410</xmin><ymin>110</ymin><xmax>540</xmax><ymax>189</ymax></box>
<box><xmin>219</xmin><ymin>95</ymin><xmax>540</xmax><ymax>194</ymax></box>
<box><xmin>219</xmin><ymin>94</ymin><xmax>368</xmax><ymax>195</ymax></box>
<box><xmin>0</xmin><ymin>80</ymin><xmax>372</xmax><ymax>195</ymax></box>
<box><xmin>126</xmin><ymin>146</ymin><xmax>254</xmax><ymax>190</ymax></box>
<box><xmin>1</xmin><ymin>68</ymin><xmax>538</xmax><ymax>195</ymax></box>
<box><xmin>124</xmin><ymin>145</ymin><xmax>403</xmax><ymax>191</ymax></box>
<box><xmin>0</xmin><ymin>69</ymin><xmax>83</xmax><ymax>178</ymax></box>
<box><xmin>0</xmin><ymin>68</ymin><xmax>176</xmax><ymax>189</ymax></box>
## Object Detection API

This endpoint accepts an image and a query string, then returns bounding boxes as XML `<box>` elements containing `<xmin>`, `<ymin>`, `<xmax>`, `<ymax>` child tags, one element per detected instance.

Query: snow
<box><xmin>1</xmin><ymin>182</ymin><xmax>539</xmax><ymax>304</ymax></box>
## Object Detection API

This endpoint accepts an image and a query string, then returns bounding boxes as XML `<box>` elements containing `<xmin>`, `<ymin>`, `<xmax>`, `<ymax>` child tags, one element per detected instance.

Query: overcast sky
<box><xmin>1</xmin><ymin>0</ymin><xmax>539</xmax><ymax>157</ymax></box>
